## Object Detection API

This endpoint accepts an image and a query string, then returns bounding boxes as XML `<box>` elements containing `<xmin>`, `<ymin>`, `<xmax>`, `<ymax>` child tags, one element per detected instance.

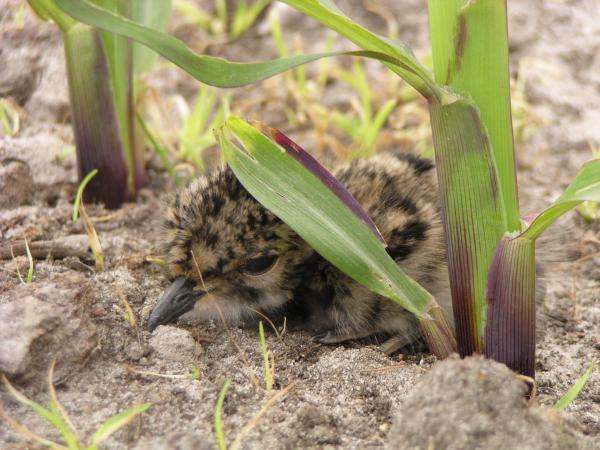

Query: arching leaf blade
<box><xmin>55</xmin><ymin>0</ymin><xmax>441</xmax><ymax>96</ymax></box>
<box><xmin>522</xmin><ymin>160</ymin><xmax>600</xmax><ymax>240</ymax></box>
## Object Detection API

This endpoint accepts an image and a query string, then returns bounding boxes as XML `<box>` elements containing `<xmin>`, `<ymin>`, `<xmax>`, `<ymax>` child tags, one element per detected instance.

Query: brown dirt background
<box><xmin>0</xmin><ymin>1</ymin><xmax>598</xmax><ymax>449</ymax></box>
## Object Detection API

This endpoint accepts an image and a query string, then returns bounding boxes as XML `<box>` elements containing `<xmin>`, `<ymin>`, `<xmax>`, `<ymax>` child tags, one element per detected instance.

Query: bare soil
<box><xmin>0</xmin><ymin>1</ymin><xmax>598</xmax><ymax>449</ymax></box>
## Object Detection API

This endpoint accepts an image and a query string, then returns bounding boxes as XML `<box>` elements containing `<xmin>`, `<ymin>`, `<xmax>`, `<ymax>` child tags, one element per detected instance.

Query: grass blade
<box><xmin>0</xmin><ymin>401</ymin><xmax>68</xmax><ymax>450</ymax></box>
<box><xmin>553</xmin><ymin>364</ymin><xmax>595</xmax><ymax>411</ymax></box>
<box><xmin>259</xmin><ymin>321</ymin><xmax>273</xmax><ymax>394</ymax></box>
<box><xmin>89</xmin><ymin>402</ymin><xmax>152</xmax><ymax>447</ymax></box>
<box><xmin>23</xmin><ymin>237</ymin><xmax>34</xmax><ymax>283</ymax></box>
<box><xmin>0</xmin><ymin>99</ymin><xmax>20</xmax><ymax>136</ymax></box>
<box><xmin>281</xmin><ymin>0</ymin><xmax>440</xmax><ymax>100</ymax></box>
<box><xmin>214</xmin><ymin>379</ymin><xmax>231</xmax><ymax>450</ymax></box>
<box><xmin>1</xmin><ymin>375</ymin><xmax>78</xmax><ymax>449</ymax></box>
<box><xmin>73</xmin><ymin>169</ymin><xmax>98</xmax><ymax>222</ymax></box>
<box><xmin>47</xmin><ymin>359</ymin><xmax>78</xmax><ymax>445</ymax></box>
<box><xmin>230</xmin><ymin>0</ymin><xmax>271</xmax><ymax>40</ymax></box>
<box><xmin>522</xmin><ymin>160</ymin><xmax>600</xmax><ymax>240</ymax></box>
<box><xmin>79</xmin><ymin>203</ymin><xmax>104</xmax><ymax>271</ymax></box>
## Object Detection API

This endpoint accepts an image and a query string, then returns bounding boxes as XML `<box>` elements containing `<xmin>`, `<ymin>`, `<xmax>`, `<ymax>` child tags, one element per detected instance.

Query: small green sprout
<box><xmin>0</xmin><ymin>98</ymin><xmax>21</xmax><ymax>137</ymax></box>
<box><xmin>173</xmin><ymin>0</ymin><xmax>214</xmax><ymax>33</ymax></box>
<box><xmin>14</xmin><ymin>3</ymin><xmax>25</xmax><ymax>28</ymax></box>
<box><xmin>79</xmin><ymin>203</ymin><xmax>104</xmax><ymax>271</ymax></box>
<box><xmin>145</xmin><ymin>256</ymin><xmax>167</xmax><ymax>268</ymax></box>
<box><xmin>576</xmin><ymin>201</ymin><xmax>599</xmax><ymax>223</ymax></box>
<box><xmin>175</xmin><ymin>0</ymin><xmax>270</xmax><ymax>41</ymax></box>
<box><xmin>116</xmin><ymin>291</ymin><xmax>137</xmax><ymax>328</ymax></box>
<box><xmin>178</xmin><ymin>86</ymin><xmax>230</xmax><ymax>171</ymax></box>
<box><xmin>72</xmin><ymin>169</ymin><xmax>104</xmax><ymax>271</ymax></box>
<box><xmin>270</xmin><ymin>11</ymin><xmax>308</xmax><ymax>113</ymax></box>
<box><xmin>142</xmin><ymin>86</ymin><xmax>229</xmax><ymax>176</ymax></box>
<box><xmin>331</xmin><ymin>59</ymin><xmax>397</xmax><ymax>158</ymax></box>
<box><xmin>259</xmin><ymin>321</ymin><xmax>275</xmax><ymax>394</ymax></box>
<box><xmin>553</xmin><ymin>364</ymin><xmax>595</xmax><ymax>411</ymax></box>
<box><xmin>24</xmin><ymin>237</ymin><xmax>34</xmax><ymax>284</ymax></box>
<box><xmin>0</xmin><ymin>360</ymin><xmax>151</xmax><ymax>450</ymax></box>
<box><xmin>229</xmin><ymin>0</ymin><xmax>271</xmax><ymax>40</ymax></box>
<box><xmin>11</xmin><ymin>237</ymin><xmax>34</xmax><ymax>284</ymax></box>
<box><xmin>54</xmin><ymin>145</ymin><xmax>76</xmax><ymax>165</ymax></box>
<box><xmin>73</xmin><ymin>169</ymin><xmax>98</xmax><ymax>223</ymax></box>
<box><xmin>214</xmin><ymin>379</ymin><xmax>231</xmax><ymax>450</ymax></box>
<box><xmin>188</xmin><ymin>363</ymin><xmax>202</xmax><ymax>381</ymax></box>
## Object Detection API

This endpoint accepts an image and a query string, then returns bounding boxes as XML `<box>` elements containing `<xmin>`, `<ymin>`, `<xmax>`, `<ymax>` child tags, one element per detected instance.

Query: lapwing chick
<box><xmin>148</xmin><ymin>152</ymin><xmax>452</xmax><ymax>354</ymax></box>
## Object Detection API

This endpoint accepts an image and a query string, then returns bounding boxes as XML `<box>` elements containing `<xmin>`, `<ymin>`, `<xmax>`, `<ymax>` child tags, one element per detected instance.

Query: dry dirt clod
<box><xmin>0</xmin><ymin>272</ymin><xmax>97</xmax><ymax>384</ymax></box>
<box><xmin>386</xmin><ymin>356</ymin><xmax>596</xmax><ymax>450</ymax></box>
<box><xmin>149</xmin><ymin>325</ymin><xmax>199</xmax><ymax>364</ymax></box>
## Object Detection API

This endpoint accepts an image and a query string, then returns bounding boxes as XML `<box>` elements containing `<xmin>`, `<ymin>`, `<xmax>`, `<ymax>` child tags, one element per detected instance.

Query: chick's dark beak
<box><xmin>148</xmin><ymin>277</ymin><xmax>205</xmax><ymax>331</ymax></box>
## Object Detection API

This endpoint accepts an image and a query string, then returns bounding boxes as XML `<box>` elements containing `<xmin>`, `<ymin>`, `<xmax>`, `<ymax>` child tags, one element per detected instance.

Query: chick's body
<box><xmin>154</xmin><ymin>152</ymin><xmax>451</xmax><ymax>353</ymax></box>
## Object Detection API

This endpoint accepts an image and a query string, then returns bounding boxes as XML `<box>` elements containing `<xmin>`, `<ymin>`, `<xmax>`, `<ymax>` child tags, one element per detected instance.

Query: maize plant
<box><xmin>28</xmin><ymin>0</ymin><xmax>171</xmax><ymax>208</ymax></box>
<box><xmin>55</xmin><ymin>0</ymin><xmax>600</xmax><ymax>377</ymax></box>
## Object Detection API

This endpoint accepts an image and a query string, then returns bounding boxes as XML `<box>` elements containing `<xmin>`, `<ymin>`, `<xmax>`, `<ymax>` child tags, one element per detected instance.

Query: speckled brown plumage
<box><xmin>154</xmin><ymin>152</ymin><xmax>452</xmax><ymax>354</ymax></box>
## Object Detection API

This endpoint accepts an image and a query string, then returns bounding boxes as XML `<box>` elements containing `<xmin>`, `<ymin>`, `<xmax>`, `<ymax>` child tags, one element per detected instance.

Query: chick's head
<box><xmin>148</xmin><ymin>168</ymin><xmax>313</xmax><ymax>330</ymax></box>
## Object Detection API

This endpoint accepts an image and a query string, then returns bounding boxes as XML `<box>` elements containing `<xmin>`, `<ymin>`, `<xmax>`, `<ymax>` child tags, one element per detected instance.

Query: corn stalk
<box><xmin>28</xmin><ymin>0</ymin><xmax>170</xmax><ymax>207</ymax></box>
<box><xmin>427</xmin><ymin>0</ymin><xmax>518</xmax><ymax>357</ymax></box>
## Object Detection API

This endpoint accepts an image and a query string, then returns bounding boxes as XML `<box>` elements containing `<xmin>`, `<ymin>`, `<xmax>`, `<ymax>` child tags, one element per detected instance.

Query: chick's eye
<box><xmin>241</xmin><ymin>255</ymin><xmax>278</xmax><ymax>275</ymax></box>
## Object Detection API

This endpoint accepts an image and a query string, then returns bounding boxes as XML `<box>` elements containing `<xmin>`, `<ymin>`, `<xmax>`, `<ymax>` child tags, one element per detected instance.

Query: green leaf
<box><xmin>55</xmin><ymin>0</ymin><xmax>322</xmax><ymax>87</ymax></box>
<box><xmin>55</xmin><ymin>0</ymin><xmax>440</xmax><ymax>95</ymax></box>
<box><xmin>553</xmin><ymin>364</ymin><xmax>594</xmax><ymax>411</ymax></box>
<box><xmin>522</xmin><ymin>160</ymin><xmax>600</xmax><ymax>240</ymax></box>
<box><xmin>89</xmin><ymin>403</ymin><xmax>152</xmax><ymax>447</ymax></box>
<box><xmin>217</xmin><ymin>117</ymin><xmax>434</xmax><ymax>318</ymax></box>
